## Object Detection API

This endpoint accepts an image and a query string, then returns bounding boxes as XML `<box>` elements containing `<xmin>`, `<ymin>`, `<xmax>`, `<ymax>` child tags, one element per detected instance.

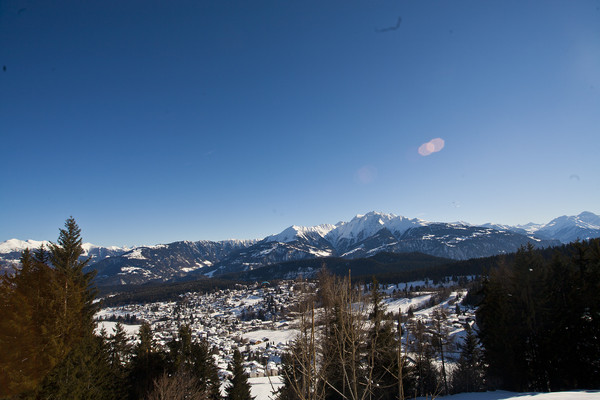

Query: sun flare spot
<box><xmin>418</xmin><ymin>138</ymin><xmax>445</xmax><ymax>156</ymax></box>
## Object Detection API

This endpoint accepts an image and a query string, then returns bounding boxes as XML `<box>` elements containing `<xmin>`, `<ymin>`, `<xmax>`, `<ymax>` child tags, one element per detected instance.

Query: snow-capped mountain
<box><xmin>0</xmin><ymin>239</ymin><xmax>129</xmax><ymax>270</ymax></box>
<box><xmin>2</xmin><ymin>211</ymin><xmax>598</xmax><ymax>285</ymax></box>
<box><xmin>0</xmin><ymin>239</ymin><xmax>51</xmax><ymax>255</ymax></box>
<box><xmin>531</xmin><ymin>212</ymin><xmax>600</xmax><ymax>243</ymax></box>
<box><xmin>481</xmin><ymin>211</ymin><xmax>600</xmax><ymax>244</ymax></box>
<box><xmin>265</xmin><ymin>224</ymin><xmax>336</xmax><ymax>244</ymax></box>
<box><xmin>325</xmin><ymin>212</ymin><xmax>427</xmax><ymax>253</ymax></box>
<box><xmin>200</xmin><ymin>212</ymin><xmax>560</xmax><ymax>277</ymax></box>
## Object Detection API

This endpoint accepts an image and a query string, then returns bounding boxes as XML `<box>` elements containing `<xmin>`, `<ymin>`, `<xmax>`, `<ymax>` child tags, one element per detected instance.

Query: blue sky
<box><xmin>1</xmin><ymin>0</ymin><xmax>599</xmax><ymax>246</ymax></box>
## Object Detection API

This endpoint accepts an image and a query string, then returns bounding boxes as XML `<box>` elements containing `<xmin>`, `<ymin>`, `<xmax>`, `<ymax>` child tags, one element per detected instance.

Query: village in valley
<box><xmin>96</xmin><ymin>278</ymin><xmax>476</xmax><ymax>399</ymax></box>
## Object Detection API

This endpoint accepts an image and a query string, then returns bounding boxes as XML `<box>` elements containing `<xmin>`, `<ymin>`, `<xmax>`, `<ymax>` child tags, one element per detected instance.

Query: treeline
<box><xmin>222</xmin><ymin>252</ymin><xmax>452</xmax><ymax>282</ymax></box>
<box><xmin>477</xmin><ymin>240</ymin><xmax>600</xmax><ymax>391</ymax></box>
<box><xmin>0</xmin><ymin>219</ymin><xmax>253</xmax><ymax>400</ymax></box>
<box><xmin>99</xmin><ymin>277</ymin><xmax>244</xmax><ymax>308</ymax></box>
<box><xmin>225</xmin><ymin>250</ymin><xmax>502</xmax><ymax>286</ymax></box>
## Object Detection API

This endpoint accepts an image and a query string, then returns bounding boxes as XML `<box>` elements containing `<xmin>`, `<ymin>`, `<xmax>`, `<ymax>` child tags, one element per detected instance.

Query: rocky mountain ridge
<box><xmin>2</xmin><ymin>211</ymin><xmax>599</xmax><ymax>285</ymax></box>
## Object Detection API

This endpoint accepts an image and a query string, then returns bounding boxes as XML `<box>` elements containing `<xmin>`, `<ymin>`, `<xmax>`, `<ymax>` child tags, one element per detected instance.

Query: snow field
<box><xmin>416</xmin><ymin>390</ymin><xmax>600</xmax><ymax>400</ymax></box>
<box><xmin>95</xmin><ymin>321</ymin><xmax>141</xmax><ymax>338</ymax></box>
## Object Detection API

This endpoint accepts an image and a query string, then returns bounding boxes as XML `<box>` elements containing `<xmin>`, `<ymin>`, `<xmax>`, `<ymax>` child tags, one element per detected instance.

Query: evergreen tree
<box><xmin>431</xmin><ymin>307</ymin><xmax>450</xmax><ymax>396</ymax></box>
<box><xmin>451</xmin><ymin>324</ymin><xmax>485</xmax><ymax>393</ymax></box>
<box><xmin>166</xmin><ymin>325</ymin><xmax>221</xmax><ymax>400</ymax></box>
<box><xmin>477</xmin><ymin>261</ymin><xmax>523</xmax><ymax>390</ymax></box>
<box><xmin>34</xmin><ymin>333</ymin><xmax>115</xmax><ymax>400</ymax></box>
<box><xmin>226</xmin><ymin>349</ymin><xmax>254</xmax><ymax>400</ymax></box>
<box><xmin>191</xmin><ymin>340</ymin><xmax>221</xmax><ymax>400</ymax></box>
<box><xmin>107</xmin><ymin>322</ymin><xmax>132</xmax><ymax>399</ymax></box>
<box><xmin>33</xmin><ymin>243</ymin><xmax>49</xmax><ymax>264</ymax></box>
<box><xmin>0</xmin><ymin>218</ymin><xmax>99</xmax><ymax>398</ymax></box>
<box><xmin>407</xmin><ymin>319</ymin><xmax>439</xmax><ymax>398</ymax></box>
<box><xmin>129</xmin><ymin>322</ymin><xmax>167</xmax><ymax>400</ymax></box>
<box><xmin>48</xmin><ymin>217</ymin><xmax>97</xmax><ymax>343</ymax></box>
<box><xmin>477</xmin><ymin>241</ymin><xmax>600</xmax><ymax>391</ymax></box>
<box><xmin>0</xmin><ymin>250</ymin><xmax>60</xmax><ymax>396</ymax></box>
<box><xmin>30</xmin><ymin>218</ymin><xmax>110</xmax><ymax>399</ymax></box>
<box><xmin>367</xmin><ymin>278</ymin><xmax>400</xmax><ymax>400</ymax></box>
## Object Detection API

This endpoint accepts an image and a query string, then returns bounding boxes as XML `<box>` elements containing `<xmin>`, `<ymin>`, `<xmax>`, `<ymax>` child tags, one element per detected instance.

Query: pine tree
<box><xmin>408</xmin><ymin>319</ymin><xmax>439</xmax><ymax>398</ymax></box>
<box><xmin>48</xmin><ymin>217</ymin><xmax>97</xmax><ymax>343</ymax></box>
<box><xmin>476</xmin><ymin>261</ymin><xmax>522</xmax><ymax>390</ymax></box>
<box><xmin>168</xmin><ymin>325</ymin><xmax>195</xmax><ymax>373</ymax></box>
<box><xmin>166</xmin><ymin>325</ymin><xmax>221</xmax><ymax>400</ymax></box>
<box><xmin>226</xmin><ymin>349</ymin><xmax>254</xmax><ymax>400</ymax></box>
<box><xmin>29</xmin><ymin>218</ymin><xmax>109</xmax><ymax>398</ymax></box>
<box><xmin>129</xmin><ymin>322</ymin><xmax>167</xmax><ymax>400</ymax></box>
<box><xmin>33</xmin><ymin>243</ymin><xmax>49</xmax><ymax>264</ymax></box>
<box><xmin>190</xmin><ymin>339</ymin><xmax>221</xmax><ymax>400</ymax></box>
<box><xmin>0</xmin><ymin>250</ymin><xmax>60</xmax><ymax>396</ymax></box>
<box><xmin>107</xmin><ymin>322</ymin><xmax>132</xmax><ymax>399</ymax></box>
<box><xmin>451</xmin><ymin>324</ymin><xmax>485</xmax><ymax>393</ymax></box>
<box><xmin>1</xmin><ymin>217</ymin><xmax>98</xmax><ymax>398</ymax></box>
<box><xmin>431</xmin><ymin>307</ymin><xmax>450</xmax><ymax>396</ymax></box>
<box><xmin>477</xmin><ymin>240</ymin><xmax>600</xmax><ymax>391</ymax></box>
<box><xmin>368</xmin><ymin>278</ymin><xmax>400</xmax><ymax>400</ymax></box>
<box><xmin>35</xmin><ymin>332</ymin><xmax>115</xmax><ymax>399</ymax></box>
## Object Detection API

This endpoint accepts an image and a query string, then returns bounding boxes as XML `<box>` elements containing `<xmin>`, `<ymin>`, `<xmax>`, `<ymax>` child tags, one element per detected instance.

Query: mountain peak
<box><xmin>354</xmin><ymin>211</ymin><xmax>398</xmax><ymax>220</ymax></box>
<box><xmin>0</xmin><ymin>238</ymin><xmax>50</xmax><ymax>254</ymax></box>
<box><xmin>265</xmin><ymin>224</ymin><xmax>336</xmax><ymax>243</ymax></box>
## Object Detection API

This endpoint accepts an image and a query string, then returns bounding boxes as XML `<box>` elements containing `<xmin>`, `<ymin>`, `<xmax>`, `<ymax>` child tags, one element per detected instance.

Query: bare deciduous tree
<box><xmin>147</xmin><ymin>370</ymin><xmax>209</xmax><ymax>400</ymax></box>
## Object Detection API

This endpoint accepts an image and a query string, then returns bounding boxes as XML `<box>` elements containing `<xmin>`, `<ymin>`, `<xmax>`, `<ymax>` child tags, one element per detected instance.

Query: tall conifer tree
<box><xmin>129</xmin><ymin>322</ymin><xmax>167</xmax><ymax>400</ymax></box>
<box><xmin>226</xmin><ymin>349</ymin><xmax>254</xmax><ymax>400</ymax></box>
<box><xmin>1</xmin><ymin>218</ymin><xmax>102</xmax><ymax>398</ymax></box>
<box><xmin>368</xmin><ymin>278</ymin><xmax>400</xmax><ymax>400</ymax></box>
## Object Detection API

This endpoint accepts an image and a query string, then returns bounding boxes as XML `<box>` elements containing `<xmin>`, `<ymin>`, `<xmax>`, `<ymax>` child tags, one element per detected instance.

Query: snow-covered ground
<box><xmin>417</xmin><ymin>391</ymin><xmax>600</xmax><ymax>400</ymax></box>
<box><xmin>385</xmin><ymin>293</ymin><xmax>433</xmax><ymax>314</ymax></box>
<box><xmin>249</xmin><ymin>385</ymin><xmax>600</xmax><ymax>400</ymax></box>
<box><xmin>96</xmin><ymin>321</ymin><xmax>141</xmax><ymax>338</ymax></box>
<box><xmin>249</xmin><ymin>376</ymin><xmax>283</xmax><ymax>400</ymax></box>
<box><xmin>242</xmin><ymin>329</ymin><xmax>299</xmax><ymax>346</ymax></box>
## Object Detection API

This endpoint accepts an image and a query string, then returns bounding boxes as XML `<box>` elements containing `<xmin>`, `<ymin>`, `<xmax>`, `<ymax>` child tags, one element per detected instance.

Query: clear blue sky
<box><xmin>2</xmin><ymin>0</ymin><xmax>599</xmax><ymax>246</ymax></box>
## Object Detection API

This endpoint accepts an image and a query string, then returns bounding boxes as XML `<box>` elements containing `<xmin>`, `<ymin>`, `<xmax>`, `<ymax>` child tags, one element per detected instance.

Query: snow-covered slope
<box><xmin>265</xmin><ymin>224</ymin><xmax>335</xmax><ymax>243</ymax></box>
<box><xmin>0</xmin><ymin>238</ymin><xmax>51</xmax><ymax>254</ymax></box>
<box><xmin>326</xmin><ymin>212</ymin><xmax>427</xmax><ymax>252</ymax></box>
<box><xmin>421</xmin><ymin>390</ymin><xmax>599</xmax><ymax>400</ymax></box>
<box><xmin>0</xmin><ymin>239</ymin><xmax>129</xmax><ymax>272</ymax></box>
<box><xmin>481</xmin><ymin>211</ymin><xmax>600</xmax><ymax>244</ymax></box>
<box><xmin>533</xmin><ymin>211</ymin><xmax>600</xmax><ymax>243</ymax></box>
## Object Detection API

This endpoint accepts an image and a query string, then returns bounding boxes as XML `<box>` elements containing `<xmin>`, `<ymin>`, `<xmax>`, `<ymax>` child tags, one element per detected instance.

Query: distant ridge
<box><xmin>2</xmin><ymin>211</ymin><xmax>599</xmax><ymax>285</ymax></box>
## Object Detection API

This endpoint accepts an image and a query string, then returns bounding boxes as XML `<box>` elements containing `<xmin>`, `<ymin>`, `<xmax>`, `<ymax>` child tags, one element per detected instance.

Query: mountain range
<box><xmin>2</xmin><ymin>211</ymin><xmax>599</xmax><ymax>286</ymax></box>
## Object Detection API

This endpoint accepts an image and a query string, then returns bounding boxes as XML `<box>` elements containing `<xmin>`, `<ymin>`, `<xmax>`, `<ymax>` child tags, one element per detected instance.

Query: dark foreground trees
<box><xmin>0</xmin><ymin>217</ymin><xmax>99</xmax><ymax>398</ymax></box>
<box><xmin>477</xmin><ymin>240</ymin><xmax>600</xmax><ymax>391</ymax></box>
<box><xmin>225</xmin><ymin>349</ymin><xmax>254</xmax><ymax>400</ymax></box>
<box><xmin>0</xmin><ymin>218</ymin><xmax>223</xmax><ymax>400</ymax></box>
